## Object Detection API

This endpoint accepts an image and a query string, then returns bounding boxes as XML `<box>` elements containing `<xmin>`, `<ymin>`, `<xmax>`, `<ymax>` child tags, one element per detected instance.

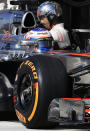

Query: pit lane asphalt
<box><xmin>0</xmin><ymin>112</ymin><xmax>90</xmax><ymax>131</ymax></box>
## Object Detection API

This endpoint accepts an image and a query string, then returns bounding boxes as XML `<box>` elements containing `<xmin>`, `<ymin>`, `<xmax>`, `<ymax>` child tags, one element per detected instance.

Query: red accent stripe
<box><xmin>84</xmin><ymin>117</ymin><xmax>90</xmax><ymax>119</ymax></box>
<box><xmin>13</xmin><ymin>96</ymin><xmax>16</xmax><ymax>103</ymax></box>
<box><xmin>62</xmin><ymin>98</ymin><xmax>90</xmax><ymax>100</ymax></box>
<box><xmin>49</xmin><ymin>52</ymin><xmax>90</xmax><ymax>57</ymax></box>
<box><xmin>62</xmin><ymin>98</ymin><xmax>82</xmax><ymax>100</ymax></box>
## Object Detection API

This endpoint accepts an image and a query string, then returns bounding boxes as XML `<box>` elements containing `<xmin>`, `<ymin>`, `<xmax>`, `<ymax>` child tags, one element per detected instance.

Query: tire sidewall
<box><xmin>14</xmin><ymin>55</ymin><xmax>70</xmax><ymax>128</ymax></box>
<box><xmin>14</xmin><ymin>58</ymin><xmax>41</xmax><ymax>127</ymax></box>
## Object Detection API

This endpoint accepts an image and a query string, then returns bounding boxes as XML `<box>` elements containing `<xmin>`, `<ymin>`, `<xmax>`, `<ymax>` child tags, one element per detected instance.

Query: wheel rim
<box><xmin>19</xmin><ymin>74</ymin><xmax>33</xmax><ymax>110</ymax></box>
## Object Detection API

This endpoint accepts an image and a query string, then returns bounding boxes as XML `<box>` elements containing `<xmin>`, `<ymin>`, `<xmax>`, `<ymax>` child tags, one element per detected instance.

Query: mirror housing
<box><xmin>22</xmin><ymin>11</ymin><xmax>36</xmax><ymax>29</ymax></box>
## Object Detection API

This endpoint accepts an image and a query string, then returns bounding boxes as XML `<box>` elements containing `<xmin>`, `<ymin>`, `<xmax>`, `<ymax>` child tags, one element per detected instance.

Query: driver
<box><xmin>37</xmin><ymin>1</ymin><xmax>71</xmax><ymax>49</ymax></box>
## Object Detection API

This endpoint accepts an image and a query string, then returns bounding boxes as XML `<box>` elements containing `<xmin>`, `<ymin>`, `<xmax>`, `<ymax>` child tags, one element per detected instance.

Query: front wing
<box><xmin>48</xmin><ymin>98</ymin><xmax>90</xmax><ymax>125</ymax></box>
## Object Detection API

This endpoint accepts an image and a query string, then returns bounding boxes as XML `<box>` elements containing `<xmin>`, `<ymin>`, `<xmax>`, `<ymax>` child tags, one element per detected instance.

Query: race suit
<box><xmin>50</xmin><ymin>23</ymin><xmax>71</xmax><ymax>49</ymax></box>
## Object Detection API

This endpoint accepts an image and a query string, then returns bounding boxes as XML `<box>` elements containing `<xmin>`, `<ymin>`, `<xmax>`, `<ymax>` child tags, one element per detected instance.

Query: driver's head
<box><xmin>37</xmin><ymin>1</ymin><xmax>62</xmax><ymax>29</ymax></box>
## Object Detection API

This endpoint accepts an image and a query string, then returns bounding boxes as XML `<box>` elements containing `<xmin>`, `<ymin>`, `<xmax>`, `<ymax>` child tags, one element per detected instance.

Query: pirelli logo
<box><xmin>25</xmin><ymin>60</ymin><xmax>38</xmax><ymax>79</ymax></box>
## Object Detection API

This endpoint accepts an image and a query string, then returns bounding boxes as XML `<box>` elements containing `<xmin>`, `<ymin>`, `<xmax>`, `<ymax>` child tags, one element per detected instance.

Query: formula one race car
<box><xmin>0</xmin><ymin>0</ymin><xmax>90</xmax><ymax>129</ymax></box>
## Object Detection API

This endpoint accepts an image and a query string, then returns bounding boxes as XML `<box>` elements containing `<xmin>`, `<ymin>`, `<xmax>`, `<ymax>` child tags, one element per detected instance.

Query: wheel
<box><xmin>14</xmin><ymin>55</ymin><xmax>71</xmax><ymax>128</ymax></box>
<box><xmin>0</xmin><ymin>73</ymin><xmax>14</xmax><ymax>111</ymax></box>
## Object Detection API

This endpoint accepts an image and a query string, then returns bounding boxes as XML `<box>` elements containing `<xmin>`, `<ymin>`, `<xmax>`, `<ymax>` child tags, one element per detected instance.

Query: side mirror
<box><xmin>22</xmin><ymin>11</ymin><xmax>36</xmax><ymax>28</ymax></box>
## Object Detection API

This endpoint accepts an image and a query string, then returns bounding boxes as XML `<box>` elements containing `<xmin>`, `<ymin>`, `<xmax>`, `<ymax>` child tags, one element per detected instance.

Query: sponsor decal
<box><xmin>1</xmin><ymin>31</ymin><xmax>11</xmax><ymax>40</ymax></box>
<box><xmin>25</xmin><ymin>60</ymin><xmax>38</xmax><ymax>79</ymax></box>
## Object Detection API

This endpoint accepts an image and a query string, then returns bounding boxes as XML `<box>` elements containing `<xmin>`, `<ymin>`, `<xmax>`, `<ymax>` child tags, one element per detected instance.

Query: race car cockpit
<box><xmin>0</xmin><ymin>0</ymin><xmax>90</xmax><ymax>52</ymax></box>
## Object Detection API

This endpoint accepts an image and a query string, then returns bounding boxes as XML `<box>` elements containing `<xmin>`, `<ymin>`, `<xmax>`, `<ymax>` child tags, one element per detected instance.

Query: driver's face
<box><xmin>40</xmin><ymin>16</ymin><xmax>50</xmax><ymax>29</ymax></box>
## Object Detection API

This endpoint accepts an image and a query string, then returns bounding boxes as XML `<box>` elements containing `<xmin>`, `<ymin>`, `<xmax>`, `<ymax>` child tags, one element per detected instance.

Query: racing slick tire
<box><xmin>14</xmin><ymin>55</ymin><xmax>72</xmax><ymax>128</ymax></box>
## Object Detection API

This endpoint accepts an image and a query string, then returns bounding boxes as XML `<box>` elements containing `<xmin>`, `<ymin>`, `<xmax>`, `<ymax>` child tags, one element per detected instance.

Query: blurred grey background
<box><xmin>0</xmin><ymin>0</ymin><xmax>18</xmax><ymax>9</ymax></box>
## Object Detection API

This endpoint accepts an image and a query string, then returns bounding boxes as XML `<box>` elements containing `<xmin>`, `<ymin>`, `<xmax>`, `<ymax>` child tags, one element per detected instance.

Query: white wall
<box><xmin>0</xmin><ymin>0</ymin><xmax>18</xmax><ymax>10</ymax></box>
<box><xmin>0</xmin><ymin>3</ymin><xmax>5</xmax><ymax>9</ymax></box>
<box><xmin>7</xmin><ymin>0</ymin><xmax>19</xmax><ymax>9</ymax></box>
